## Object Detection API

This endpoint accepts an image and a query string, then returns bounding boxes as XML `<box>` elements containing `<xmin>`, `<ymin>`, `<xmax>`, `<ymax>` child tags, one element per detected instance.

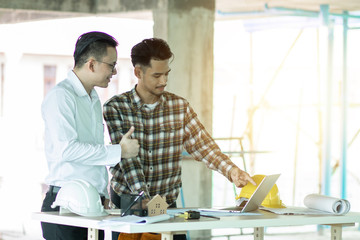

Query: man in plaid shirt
<box><xmin>103</xmin><ymin>38</ymin><xmax>255</xmax><ymax>211</ymax></box>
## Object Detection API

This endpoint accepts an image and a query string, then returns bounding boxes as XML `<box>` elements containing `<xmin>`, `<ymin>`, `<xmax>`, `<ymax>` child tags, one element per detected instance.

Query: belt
<box><xmin>49</xmin><ymin>185</ymin><xmax>106</xmax><ymax>204</ymax></box>
<box><xmin>100</xmin><ymin>196</ymin><xmax>106</xmax><ymax>205</ymax></box>
<box><xmin>49</xmin><ymin>185</ymin><xmax>61</xmax><ymax>194</ymax></box>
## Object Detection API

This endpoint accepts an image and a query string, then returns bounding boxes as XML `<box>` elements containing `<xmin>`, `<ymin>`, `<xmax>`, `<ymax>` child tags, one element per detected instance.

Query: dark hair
<box><xmin>73</xmin><ymin>31</ymin><xmax>118</xmax><ymax>67</ymax></box>
<box><xmin>131</xmin><ymin>38</ymin><xmax>173</xmax><ymax>67</ymax></box>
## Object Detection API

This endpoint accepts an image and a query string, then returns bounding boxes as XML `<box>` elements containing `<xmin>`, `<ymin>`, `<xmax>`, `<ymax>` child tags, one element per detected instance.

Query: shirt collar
<box><xmin>130</xmin><ymin>85</ymin><xmax>166</xmax><ymax>110</ymax></box>
<box><xmin>68</xmin><ymin>70</ymin><xmax>98</xmax><ymax>99</ymax></box>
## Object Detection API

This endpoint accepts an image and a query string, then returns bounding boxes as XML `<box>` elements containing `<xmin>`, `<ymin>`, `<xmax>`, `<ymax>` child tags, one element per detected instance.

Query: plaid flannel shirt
<box><xmin>103</xmin><ymin>87</ymin><xmax>237</xmax><ymax>205</ymax></box>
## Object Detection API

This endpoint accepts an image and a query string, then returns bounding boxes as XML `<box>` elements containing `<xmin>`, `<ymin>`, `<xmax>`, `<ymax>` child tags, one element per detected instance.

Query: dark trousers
<box><xmin>110</xmin><ymin>188</ymin><xmax>186</xmax><ymax>240</ymax></box>
<box><xmin>41</xmin><ymin>189</ymin><xmax>104</xmax><ymax>240</ymax></box>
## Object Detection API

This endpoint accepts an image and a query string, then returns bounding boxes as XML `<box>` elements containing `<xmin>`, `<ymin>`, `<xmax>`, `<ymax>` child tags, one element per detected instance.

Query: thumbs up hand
<box><xmin>120</xmin><ymin>126</ymin><xmax>140</xmax><ymax>158</ymax></box>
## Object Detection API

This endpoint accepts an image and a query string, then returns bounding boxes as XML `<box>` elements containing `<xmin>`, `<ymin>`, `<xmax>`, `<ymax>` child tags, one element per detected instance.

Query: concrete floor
<box><xmin>2</xmin><ymin>232</ymin><xmax>360</xmax><ymax>240</ymax></box>
<box><xmin>211</xmin><ymin>230</ymin><xmax>360</xmax><ymax>240</ymax></box>
<box><xmin>209</xmin><ymin>226</ymin><xmax>360</xmax><ymax>240</ymax></box>
<box><xmin>1</xmin><ymin>227</ymin><xmax>360</xmax><ymax>240</ymax></box>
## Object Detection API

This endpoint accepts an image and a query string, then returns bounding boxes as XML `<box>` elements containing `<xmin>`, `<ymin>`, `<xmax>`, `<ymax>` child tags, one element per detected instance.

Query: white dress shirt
<box><xmin>41</xmin><ymin>70</ymin><xmax>121</xmax><ymax>197</ymax></box>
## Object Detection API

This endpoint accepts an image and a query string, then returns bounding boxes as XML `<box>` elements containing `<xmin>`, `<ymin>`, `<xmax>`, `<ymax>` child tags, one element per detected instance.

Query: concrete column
<box><xmin>319</xmin><ymin>4</ymin><xmax>333</xmax><ymax>197</ymax></box>
<box><xmin>154</xmin><ymin>0</ymin><xmax>214</xmax><ymax>130</ymax></box>
<box><xmin>153</xmin><ymin>1</ymin><xmax>215</xmax><ymax>239</ymax></box>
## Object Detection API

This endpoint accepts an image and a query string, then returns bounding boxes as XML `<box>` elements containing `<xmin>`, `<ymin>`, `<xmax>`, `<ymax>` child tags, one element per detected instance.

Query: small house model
<box><xmin>146</xmin><ymin>194</ymin><xmax>169</xmax><ymax>216</ymax></box>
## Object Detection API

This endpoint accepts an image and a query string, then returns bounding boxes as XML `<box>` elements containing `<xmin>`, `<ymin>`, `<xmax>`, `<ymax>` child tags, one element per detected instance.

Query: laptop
<box><xmin>201</xmin><ymin>174</ymin><xmax>281</xmax><ymax>213</ymax></box>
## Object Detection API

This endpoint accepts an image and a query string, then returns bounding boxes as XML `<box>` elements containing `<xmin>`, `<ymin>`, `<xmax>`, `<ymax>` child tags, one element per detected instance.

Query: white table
<box><xmin>32</xmin><ymin>210</ymin><xmax>360</xmax><ymax>240</ymax></box>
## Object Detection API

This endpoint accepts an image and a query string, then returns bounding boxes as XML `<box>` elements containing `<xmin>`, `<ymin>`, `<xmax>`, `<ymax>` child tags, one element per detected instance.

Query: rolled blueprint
<box><xmin>304</xmin><ymin>194</ymin><xmax>350</xmax><ymax>215</ymax></box>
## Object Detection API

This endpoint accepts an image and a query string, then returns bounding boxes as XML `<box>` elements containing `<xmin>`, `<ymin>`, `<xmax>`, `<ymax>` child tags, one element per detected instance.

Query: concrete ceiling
<box><xmin>216</xmin><ymin>0</ymin><xmax>360</xmax><ymax>13</ymax></box>
<box><xmin>0</xmin><ymin>0</ymin><xmax>360</xmax><ymax>24</ymax></box>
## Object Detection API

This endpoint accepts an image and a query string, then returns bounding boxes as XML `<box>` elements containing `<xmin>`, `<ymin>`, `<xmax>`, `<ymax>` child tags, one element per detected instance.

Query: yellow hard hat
<box><xmin>236</xmin><ymin>174</ymin><xmax>286</xmax><ymax>208</ymax></box>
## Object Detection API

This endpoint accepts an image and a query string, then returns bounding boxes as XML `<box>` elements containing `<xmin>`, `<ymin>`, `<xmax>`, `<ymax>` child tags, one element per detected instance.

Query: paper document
<box><xmin>263</xmin><ymin>194</ymin><xmax>350</xmax><ymax>215</ymax></box>
<box><xmin>99</xmin><ymin>214</ymin><xmax>171</xmax><ymax>227</ymax></box>
<box><xmin>262</xmin><ymin>206</ymin><xmax>334</xmax><ymax>215</ymax></box>
<box><xmin>304</xmin><ymin>194</ymin><xmax>350</xmax><ymax>215</ymax></box>
<box><xmin>197</xmin><ymin>208</ymin><xmax>261</xmax><ymax>216</ymax></box>
<box><xmin>166</xmin><ymin>208</ymin><xmax>261</xmax><ymax>217</ymax></box>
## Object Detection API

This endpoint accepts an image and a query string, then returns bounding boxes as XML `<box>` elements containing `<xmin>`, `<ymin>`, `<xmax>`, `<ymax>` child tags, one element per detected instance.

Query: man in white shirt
<box><xmin>40</xmin><ymin>31</ymin><xmax>139</xmax><ymax>240</ymax></box>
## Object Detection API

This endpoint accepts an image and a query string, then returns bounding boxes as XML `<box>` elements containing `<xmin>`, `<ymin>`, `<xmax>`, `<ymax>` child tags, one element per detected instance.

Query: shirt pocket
<box><xmin>160</xmin><ymin>120</ymin><xmax>183</xmax><ymax>145</ymax></box>
<box><xmin>160</xmin><ymin>120</ymin><xmax>182</xmax><ymax>131</ymax></box>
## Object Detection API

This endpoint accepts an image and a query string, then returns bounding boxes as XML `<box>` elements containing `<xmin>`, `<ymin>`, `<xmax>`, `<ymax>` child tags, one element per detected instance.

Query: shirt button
<box><xmin>147</xmin><ymin>183</ymin><xmax>151</xmax><ymax>188</ymax></box>
<box><xmin>149</xmin><ymin>166</ymin><xmax>153</xmax><ymax>171</ymax></box>
<box><xmin>148</xmin><ymin>150</ymin><xmax>152</xmax><ymax>154</ymax></box>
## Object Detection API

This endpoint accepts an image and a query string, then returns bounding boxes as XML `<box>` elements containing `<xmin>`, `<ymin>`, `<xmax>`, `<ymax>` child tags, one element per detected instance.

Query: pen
<box><xmin>121</xmin><ymin>191</ymin><xmax>145</xmax><ymax>217</ymax></box>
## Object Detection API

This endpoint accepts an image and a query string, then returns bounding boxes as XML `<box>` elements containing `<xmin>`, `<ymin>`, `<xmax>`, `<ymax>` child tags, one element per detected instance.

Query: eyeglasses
<box><xmin>97</xmin><ymin>60</ymin><xmax>117</xmax><ymax>72</ymax></box>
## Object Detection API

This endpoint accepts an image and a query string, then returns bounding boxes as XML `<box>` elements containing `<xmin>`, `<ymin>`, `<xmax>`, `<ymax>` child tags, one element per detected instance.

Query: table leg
<box><xmin>104</xmin><ymin>229</ymin><xmax>112</xmax><ymax>240</ymax></box>
<box><xmin>330</xmin><ymin>225</ymin><xmax>342</xmax><ymax>240</ymax></box>
<box><xmin>161</xmin><ymin>232</ymin><xmax>174</xmax><ymax>240</ymax></box>
<box><xmin>254</xmin><ymin>227</ymin><xmax>264</xmax><ymax>240</ymax></box>
<box><xmin>324</xmin><ymin>223</ymin><xmax>354</xmax><ymax>240</ymax></box>
<box><xmin>88</xmin><ymin>228</ymin><xmax>99</xmax><ymax>240</ymax></box>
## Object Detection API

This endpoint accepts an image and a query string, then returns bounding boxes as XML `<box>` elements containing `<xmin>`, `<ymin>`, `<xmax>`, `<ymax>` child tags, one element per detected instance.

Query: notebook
<box><xmin>201</xmin><ymin>174</ymin><xmax>281</xmax><ymax>213</ymax></box>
